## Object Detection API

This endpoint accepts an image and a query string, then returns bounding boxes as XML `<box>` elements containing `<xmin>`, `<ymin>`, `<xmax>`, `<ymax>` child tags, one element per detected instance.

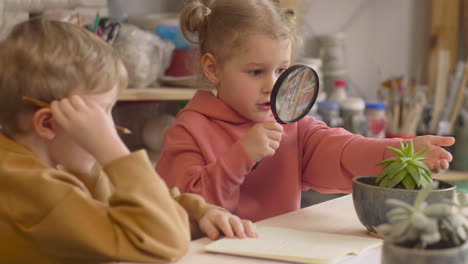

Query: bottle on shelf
<box><xmin>328</xmin><ymin>79</ymin><xmax>347</xmax><ymax>104</ymax></box>
<box><xmin>365</xmin><ymin>102</ymin><xmax>387</xmax><ymax>138</ymax></box>
<box><xmin>317</xmin><ymin>101</ymin><xmax>343</xmax><ymax>128</ymax></box>
<box><xmin>341</xmin><ymin>97</ymin><xmax>367</xmax><ymax>135</ymax></box>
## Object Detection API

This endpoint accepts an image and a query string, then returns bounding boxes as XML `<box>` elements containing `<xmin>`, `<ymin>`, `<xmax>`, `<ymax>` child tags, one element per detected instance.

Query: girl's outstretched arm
<box><xmin>298</xmin><ymin>117</ymin><xmax>408</xmax><ymax>193</ymax></box>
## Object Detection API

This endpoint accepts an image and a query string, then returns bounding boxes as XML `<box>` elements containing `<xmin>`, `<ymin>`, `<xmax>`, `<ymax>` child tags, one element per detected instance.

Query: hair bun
<box><xmin>284</xmin><ymin>8</ymin><xmax>295</xmax><ymax>17</ymax></box>
<box><xmin>180</xmin><ymin>0</ymin><xmax>212</xmax><ymax>43</ymax></box>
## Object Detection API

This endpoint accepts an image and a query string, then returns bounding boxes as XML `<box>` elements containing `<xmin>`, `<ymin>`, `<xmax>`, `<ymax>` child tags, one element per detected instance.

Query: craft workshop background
<box><xmin>1</xmin><ymin>0</ymin><xmax>467</xmax><ymax>206</ymax></box>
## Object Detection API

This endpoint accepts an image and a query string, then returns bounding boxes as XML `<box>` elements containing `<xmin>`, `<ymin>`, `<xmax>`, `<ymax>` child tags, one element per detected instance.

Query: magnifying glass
<box><xmin>252</xmin><ymin>64</ymin><xmax>320</xmax><ymax>170</ymax></box>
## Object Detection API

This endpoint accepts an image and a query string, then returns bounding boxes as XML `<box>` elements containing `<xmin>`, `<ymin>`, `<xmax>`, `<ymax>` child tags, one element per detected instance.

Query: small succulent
<box><xmin>378</xmin><ymin>183</ymin><xmax>468</xmax><ymax>249</ymax></box>
<box><xmin>376</xmin><ymin>140</ymin><xmax>432</xmax><ymax>190</ymax></box>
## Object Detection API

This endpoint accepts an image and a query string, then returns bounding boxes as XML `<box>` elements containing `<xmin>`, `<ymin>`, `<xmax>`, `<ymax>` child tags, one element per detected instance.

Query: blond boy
<box><xmin>0</xmin><ymin>19</ymin><xmax>256</xmax><ymax>264</ymax></box>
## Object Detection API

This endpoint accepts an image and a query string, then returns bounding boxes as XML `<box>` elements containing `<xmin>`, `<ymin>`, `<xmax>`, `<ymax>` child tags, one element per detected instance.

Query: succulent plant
<box><xmin>376</xmin><ymin>140</ymin><xmax>432</xmax><ymax>190</ymax></box>
<box><xmin>378</xmin><ymin>183</ymin><xmax>468</xmax><ymax>249</ymax></box>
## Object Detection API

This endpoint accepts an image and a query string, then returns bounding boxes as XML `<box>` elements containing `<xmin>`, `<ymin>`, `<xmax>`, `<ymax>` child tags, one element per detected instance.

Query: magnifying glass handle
<box><xmin>251</xmin><ymin>161</ymin><xmax>260</xmax><ymax>170</ymax></box>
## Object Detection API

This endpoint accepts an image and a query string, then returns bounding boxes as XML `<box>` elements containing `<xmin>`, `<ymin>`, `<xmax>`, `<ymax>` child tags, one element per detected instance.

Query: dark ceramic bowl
<box><xmin>352</xmin><ymin>176</ymin><xmax>456</xmax><ymax>237</ymax></box>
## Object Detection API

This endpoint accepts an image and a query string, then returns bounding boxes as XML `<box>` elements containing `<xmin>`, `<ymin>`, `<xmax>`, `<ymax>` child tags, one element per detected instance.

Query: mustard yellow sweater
<box><xmin>0</xmin><ymin>134</ymin><xmax>217</xmax><ymax>264</ymax></box>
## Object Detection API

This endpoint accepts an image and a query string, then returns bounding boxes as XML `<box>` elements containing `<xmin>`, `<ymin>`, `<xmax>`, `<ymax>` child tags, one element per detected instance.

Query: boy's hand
<box><xmin>50</xmin><ymin>95</ymin><xmax>129</xmax><ymax>165</ymax></box>
<box><xmin>240</xmin><ymin>121</ymin><xmax>283</xmax><ymax>162</ymax></box>
<box><xmin>412</xmin><ymin>135</ymin><xmax>455</xmax><ymax>172</ymax></box>
<box><xmin>199</xmin><ymin>209</ymin><xmax>257</xmax><ymax>240</ymax></box>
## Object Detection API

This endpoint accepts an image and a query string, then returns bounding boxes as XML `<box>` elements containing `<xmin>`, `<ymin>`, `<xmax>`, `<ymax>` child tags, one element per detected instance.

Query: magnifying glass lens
<box><xmin>271</xmin><ymin>65</ymin><xmax>319</xmax><ymax>124</ymax></box>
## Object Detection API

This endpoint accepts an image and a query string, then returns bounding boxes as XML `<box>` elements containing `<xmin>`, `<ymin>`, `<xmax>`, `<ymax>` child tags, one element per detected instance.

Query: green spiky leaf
<box><xmin>402</xmin><ymin>175</ymin><xmax>416</xmax><ymax>190</ymax></box>
<box><xmin>400</xmin><ymin>141</ymin><xmax>406</xmax><ymax>152</ymax></box>
<box><xmin>376</xmin><ymin>157</ymin><xmax>398</xmax><ymax>166</ymax></box>
<box><xmin>389</xmin><ymin>170</ymin><xmax>408</xmax><ymax>188</ymax></box>
<box><xmin>407</xmin><ymin>140</ymin><xmax>414</xmax><ymax>156</ymax></box>
<box><xmin>389</xmin><ymin>163</ymin><xmax>408</xmax><ymax>180</ymax></box>
<box><xmin>377</xmin><ymin>161</ymin><xmax>403</xmax><ymax>184</ymax></box>
<box><xmin>387</xmin><ymin>146</ymin><xmax>405</xmax><ymax>157</ymax></box>
<box><xmin>415</xmin><ymin>148</ymin><xmax>429</xmax><ymax>158</ymax></box>
<box><xmin>376</xmin><ymin>141</ymin><xmax>432</xmax><ymax>190</ymax></box>
<box><xmin>406</xmin><ymin>164</ymin><xmax>422</xmax><ymax>187</ymax></box>
<box><xmin>410</xmin><ymin>160</ymin><xmax>431</xmax><ymax>175</ymax></box>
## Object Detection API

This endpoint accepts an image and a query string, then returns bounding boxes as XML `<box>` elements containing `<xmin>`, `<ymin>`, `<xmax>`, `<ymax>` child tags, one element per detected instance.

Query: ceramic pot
<box><xmin>382</xmin><ymin>240</ymin><xmax>468</xmax><ymax>264</ymax></box>
<box><xmin>352</xmin><ymin>176</ymin><xmax>456</xmax><ymax>237</ymax></box>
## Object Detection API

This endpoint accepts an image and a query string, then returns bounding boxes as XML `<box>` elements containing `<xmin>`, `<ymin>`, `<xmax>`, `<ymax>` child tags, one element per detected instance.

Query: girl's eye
<box><xmin>277</xmin><ymin>68</ymin><xmax>287</xmax><ymax>75</ymax></box>
<box><xmin>249</xmin><ymin>69</ymin><xmax>263</xmax><ymax>76</ymax></box>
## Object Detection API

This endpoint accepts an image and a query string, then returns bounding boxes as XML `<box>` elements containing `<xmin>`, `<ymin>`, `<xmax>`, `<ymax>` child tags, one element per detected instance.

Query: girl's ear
<box><xmin>201</xmin><ymin>53</ymin><xmax>219</xmax><ymax>85</ymax></box>
<box><xmin>32</xmin><ymin>108</ymin><xmax>56</xmax><ymax>140</ymax></box>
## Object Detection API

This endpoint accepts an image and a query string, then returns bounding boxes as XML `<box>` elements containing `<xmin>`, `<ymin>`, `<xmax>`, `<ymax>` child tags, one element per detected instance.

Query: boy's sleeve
<box><xmin>298</xmin><ymin>117</ymin><xmax>404</xmax><ymax>193</ymax></box>
<box><xmin>3</xmin><ymin>150</ymin><xmax>191</xmax><ymax>263</ymax></box>
<box><xmin>156</xmin><ymin>122</ymin><xmax>255</xmax><ymax>213</ymax></box>
<box><xmin>169</xmin><ymin>187</ymin><xmax>227</xmax><ymax>239</ymax></box>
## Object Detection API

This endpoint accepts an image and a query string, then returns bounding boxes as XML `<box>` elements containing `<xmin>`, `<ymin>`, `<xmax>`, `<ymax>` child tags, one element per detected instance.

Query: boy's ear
<box><xmin>32</xmin><ymin>108</ymin><xmax>56</xmax><ymax>140</ymax></box>
<box><xmin>201</xmin><ymin>53</ymin><xmax>219</xmax><ymax>85</ymax></box>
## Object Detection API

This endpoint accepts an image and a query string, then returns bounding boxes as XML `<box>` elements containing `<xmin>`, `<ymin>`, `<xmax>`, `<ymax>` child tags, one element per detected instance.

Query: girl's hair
<box><xmin>180</xmin><ymin>0</ymin><xmax>296</xmax><ymax>64</ymax></box>
<box><xmin>0</xmin><ymin>18</ymin><xmax>128</xmax><ymax>134</ymax></box>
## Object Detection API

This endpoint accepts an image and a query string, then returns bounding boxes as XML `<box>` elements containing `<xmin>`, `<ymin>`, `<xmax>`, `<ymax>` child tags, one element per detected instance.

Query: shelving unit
<box><xmin>0</xmin><ymin>0</ymin><xmax>107</xmax><ymax>40</ymax></box>
<box><xmin>434</xmin><ymin>170</ymin><xmax>468</xmax><ymax>181</ymax></box>
<box><xmin>118</xmin><ymin>87</ymin><xmax>212</xmax><ymax>101</ymax></box>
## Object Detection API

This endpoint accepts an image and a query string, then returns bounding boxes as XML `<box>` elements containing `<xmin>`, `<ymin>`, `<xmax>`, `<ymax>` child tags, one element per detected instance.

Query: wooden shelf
<box><xmin>434</xmin><ymin>170</ymin><xmax>468</xmax><ymax>181</ymax></box>
<box><xmin>118</xmin><ymin>87</ymin><xmax>206</xmax><ymax>101</ymax></box>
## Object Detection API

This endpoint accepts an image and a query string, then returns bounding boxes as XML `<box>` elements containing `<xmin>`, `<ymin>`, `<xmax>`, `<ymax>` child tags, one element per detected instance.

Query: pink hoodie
<box><xmin>157</xmin><ymin>90</ymin><xmax>402</xmax><ymax>222</ymax></box>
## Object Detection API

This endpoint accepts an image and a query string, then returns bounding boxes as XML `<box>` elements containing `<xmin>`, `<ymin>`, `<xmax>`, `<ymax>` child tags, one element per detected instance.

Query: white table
<box><xmin>171</xmin><ymin>195</ymin><xmax>382</xmax><ymax>264</ymax></box>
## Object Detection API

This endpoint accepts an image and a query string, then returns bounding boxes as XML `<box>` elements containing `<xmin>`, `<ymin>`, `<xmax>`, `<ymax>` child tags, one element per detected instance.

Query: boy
<box><xmin>0</xmin><ymin>19</ymin><xmax>255</xmax><ymax>264</ymax></box>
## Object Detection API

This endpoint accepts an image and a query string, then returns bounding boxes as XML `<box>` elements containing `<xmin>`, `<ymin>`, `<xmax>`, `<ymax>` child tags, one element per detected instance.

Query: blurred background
<box><xmin>1</xmin><ymin>0</ymin><xmax>467</xmax><ymax>205</ymax></box>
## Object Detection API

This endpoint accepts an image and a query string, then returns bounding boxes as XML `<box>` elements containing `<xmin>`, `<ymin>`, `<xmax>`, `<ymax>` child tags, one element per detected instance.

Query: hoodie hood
<box><xmin>179</xmin><ymin>90</ymin><xmax>255</xmax><ymax>124</ymax></box>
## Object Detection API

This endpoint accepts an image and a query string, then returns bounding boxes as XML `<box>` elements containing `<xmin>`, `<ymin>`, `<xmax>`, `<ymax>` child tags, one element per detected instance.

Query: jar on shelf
<box><xmin>341</xmin><ymin>97</ymin><xmax>367</xmax><ymax>135</ymax></box>
<box><xmin>365</xmin><ymin>102</ymin><xmax>387</xmax><ymax>138</ymax></box>
<box><xmin>318</xmin><ymin>101</ymin><xmax>343</xmax><ymax>128</ymax></box>
<box><xmin>329</xmin><ymin>79</ymin><xmax>347</xmax><ymax>104</ymax></box>
<box><xmin>318</xmin><ymin>33</ymin><xmax>347</xmax><ymax>72</ymax></box>
<box><xmin>323</xmin><ymin>69</ymin><xmax>348</xmax><ymax>96</ymax></box>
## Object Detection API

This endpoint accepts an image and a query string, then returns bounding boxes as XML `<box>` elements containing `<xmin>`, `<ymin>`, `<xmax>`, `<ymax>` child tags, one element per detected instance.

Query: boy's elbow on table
<box><xmin>159</xmin><ymin>239</ymin><xmax>190</xmax><ymax>262</ymax></box>
<box><xmin>158</xmin><ymin>220</ymin><xmax>191</xmax><ymax>261</ymax></box>
<box><xmin>142</xmin><ymin>229</ymin><xmax>190</xmax><ymax>262</ymax></box>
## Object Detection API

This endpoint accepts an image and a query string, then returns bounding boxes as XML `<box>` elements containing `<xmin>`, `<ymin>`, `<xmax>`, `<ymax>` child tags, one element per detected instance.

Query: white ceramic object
<box><xmin>113</xmin><ymin>24</ymin><xmax>174</xmax><ymax>88</ymax></box>
<box><xmin>142</xmin><ymin>113</ymin><xmax>176</xmax><ymax>152</ymax></box>
<box><xmin>319</xmin><ymin>33</ymin><xmax>347</xmax><ymax>72</ymax></box>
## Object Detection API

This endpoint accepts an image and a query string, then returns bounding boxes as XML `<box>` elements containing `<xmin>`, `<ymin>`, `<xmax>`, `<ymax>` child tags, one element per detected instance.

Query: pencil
<box><xmin>115</xmin><ymin>125</ymin><xmax>132</xmax><ymax>134</ymax></box>
<box><xmin>22</xmin><ymin>96</ymin><xmax>132</xmax><ymax>134</ymax></box>
<box><xmin>23</xmin><ymin>96</ymin><xmax>48</xmax><ymax>108</ymax></box>
<box><xmin>77</xmin><ymin>14</ymin><xmax>83</xmax><ymax>26</ymax></box>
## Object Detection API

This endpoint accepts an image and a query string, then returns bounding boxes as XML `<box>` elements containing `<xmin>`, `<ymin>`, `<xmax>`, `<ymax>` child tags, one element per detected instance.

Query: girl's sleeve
<box><xmin>4</xmin><ymin>150</ymin><xmax>191</xmax><ymax>263</ymax></box>
<box><xmin>298</xmin><ymin>117</ymin><xmax>403</xmax><ymax>193</ymax></box>
<box><xmin>156</xmin><ymin>123</ymin><xmax>255</xmax><ymax>213</ymax></box>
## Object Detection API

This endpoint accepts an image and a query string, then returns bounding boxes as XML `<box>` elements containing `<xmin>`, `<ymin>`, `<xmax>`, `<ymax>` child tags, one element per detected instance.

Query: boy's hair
<box><xmin>0</xmin><ymin>19</ymin><xmax>128</xmax><ymax>134</ymax></box>
<box><xmin>180</xmin><ymin>0</ymin><xmax>296</xmax><ymax>65</ymax></box>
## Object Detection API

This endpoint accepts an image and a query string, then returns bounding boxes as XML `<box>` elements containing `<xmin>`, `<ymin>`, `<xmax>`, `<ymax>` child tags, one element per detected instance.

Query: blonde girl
<box><xmin>157</xmin><ymin>0</ymin><xmax>454</xmax><ymax>222</ymax></box>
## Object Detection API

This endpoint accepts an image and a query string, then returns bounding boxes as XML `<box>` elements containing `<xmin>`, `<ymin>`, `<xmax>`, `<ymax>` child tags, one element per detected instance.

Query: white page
<box><xmin>205</xmin><ymin>226</ymin><xmax>382</xmax><ymax>264</ymax></box>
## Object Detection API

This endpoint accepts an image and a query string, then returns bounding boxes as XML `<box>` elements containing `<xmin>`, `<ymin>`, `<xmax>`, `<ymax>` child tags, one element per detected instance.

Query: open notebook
<box><xmin>205</xmin><ymin>226</ymin><xmax>382</xmax><ymax>264</ymax></box>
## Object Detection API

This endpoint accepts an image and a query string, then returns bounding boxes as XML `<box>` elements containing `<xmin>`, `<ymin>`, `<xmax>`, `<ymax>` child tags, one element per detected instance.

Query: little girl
<box><xmin>156</xmin><ymin>0</ymin><xmax>454</xmax><ymax>222</ymax></box>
